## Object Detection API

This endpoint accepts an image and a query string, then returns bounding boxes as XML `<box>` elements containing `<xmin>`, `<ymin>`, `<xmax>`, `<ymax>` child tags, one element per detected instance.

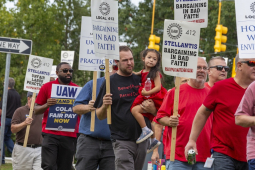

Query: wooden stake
<box><xmin>170</xmin><ymin>77</ymin><xmax>181</xmax><ymax>161</ymax></box>
<box><xmin>23</xmin><ymin>92</ymin><xmax>36</xmax><ymax>147</ymax></box>
<box><xmin>105</xmin><ymin>59</ymin><xmax>111</xmax><ymax>124</ymax></box>
<box><xmin>90</xmin><ymin>71</ymin><xmax>97</xmax><ymax>132</ymax></box>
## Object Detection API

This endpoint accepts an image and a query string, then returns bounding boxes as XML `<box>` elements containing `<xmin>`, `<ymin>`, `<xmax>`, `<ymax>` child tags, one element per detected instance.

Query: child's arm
<box><xmin>141</xmin><ymin>72</ymin><xmax>161</xmax><ymax>96</ymax></box>
<box><xmin>133</xmin><ymin>70</ymin><xmax>141</xmax><ymax>76</ymax></box>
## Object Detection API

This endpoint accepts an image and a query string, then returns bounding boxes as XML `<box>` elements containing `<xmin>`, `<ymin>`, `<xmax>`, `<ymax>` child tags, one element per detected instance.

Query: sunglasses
<box><xmin>59</xmin><ymin>69</ymin><xmax>73</xmax><ymax>73</ymax></box>
<box><xmin>112</xmin><ymin>65</ymin><xmax>118</xmax><ymax>71</ymax></box>
<box><xmin>241</xmin><ymin>61</ymin><xmax>255</xmax><ymax>67</ymax></box>
<box><xmin>209</xmin><ymin>65</ymin><xmax>229</xmax><ymax>72</ymax></box>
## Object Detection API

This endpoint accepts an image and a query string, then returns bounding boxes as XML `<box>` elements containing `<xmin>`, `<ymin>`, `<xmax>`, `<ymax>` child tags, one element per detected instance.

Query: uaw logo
<box><xmin>58</xmin><ymin>126</ymin><xmax>63</xmax><ymax>131</ymax></box>
<box><xmin>251</xmin><ymin>2</ymin><xmax>255</xmax><ymax>13</ymax></box>
<box><xmin>99</xmin><ymin>65</ymin><xmax>105</xmax><ymax>71</ymax></box>
<box><xmin>31</xmin><ymin>57</ymin><xmax>42</xmax><ymax>69</ymax></box>
<box><xmin>62</xmin><ymin>52</ymin><xmax>68</xmax><ymax>58</ymax></box>
<box><xmin>99</xmin><ymin>2</ymin><xmax>110</xmax><ymax>16</ymax></box>
<box><xmin>167</xmin><ymin>23</ymin><xmax>182</xmax><ymax>40</ymax></box>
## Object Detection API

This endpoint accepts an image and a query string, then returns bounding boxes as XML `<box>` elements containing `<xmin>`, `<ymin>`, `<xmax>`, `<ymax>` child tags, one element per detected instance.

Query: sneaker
<box><xmin>147</xmin><ymin>140</ymin><xmax>161</xmax><ymax>153</ymax></box>
<box><xmin>136</xmin><ymin>129</ymin><xmax>153</xmax><ymax>144</ymax></box>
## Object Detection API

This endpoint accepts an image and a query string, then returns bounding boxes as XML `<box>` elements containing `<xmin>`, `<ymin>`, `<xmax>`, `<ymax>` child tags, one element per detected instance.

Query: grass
<box><xmin>0</xmin><ymin>163</ymin><xmax>12</xmax><ymax>170</ymax></box>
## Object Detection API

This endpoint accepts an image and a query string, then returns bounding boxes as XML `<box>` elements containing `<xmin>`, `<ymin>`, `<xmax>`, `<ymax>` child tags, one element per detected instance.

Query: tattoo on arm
<box><xmin>205</xmin><ymin>107</ymin><xmax>213</xmax><ymax>112</ymax></box>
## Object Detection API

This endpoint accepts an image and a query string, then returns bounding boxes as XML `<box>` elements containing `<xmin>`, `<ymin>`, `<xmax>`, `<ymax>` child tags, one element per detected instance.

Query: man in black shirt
<box><xmin>95</xmin><ymin>46</ymin><xmax>157</xmax><ymax>170</ymax></box>
<box><xmin>0</xmin><ymin>78</ymin><xmax>21</xmax><ymax>164</ymax></box>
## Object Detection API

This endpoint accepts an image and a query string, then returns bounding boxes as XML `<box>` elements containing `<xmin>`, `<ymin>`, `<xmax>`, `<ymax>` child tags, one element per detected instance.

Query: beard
<box><xmin>58</xmin><ymin>74</ymin><xmax>72</xmax><ymax>84</ymax></box>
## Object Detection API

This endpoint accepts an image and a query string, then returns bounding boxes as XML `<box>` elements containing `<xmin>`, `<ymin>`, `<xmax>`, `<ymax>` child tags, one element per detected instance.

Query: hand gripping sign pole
<box><xmin>23</xmin><ymin>92</ymin><xmax>36</xmax><ymax>147</ymax></box>
<box><xmin>170</xmin><ymin>77</ymin><xmax>181</xmax><ymax>161</ymax></box>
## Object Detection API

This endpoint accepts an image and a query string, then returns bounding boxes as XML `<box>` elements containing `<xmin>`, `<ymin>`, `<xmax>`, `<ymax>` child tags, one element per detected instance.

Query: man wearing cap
<box><xmin>11</xmin><ymin>92</ymin><xmax>43</xmax><ymax>170</ymax></box>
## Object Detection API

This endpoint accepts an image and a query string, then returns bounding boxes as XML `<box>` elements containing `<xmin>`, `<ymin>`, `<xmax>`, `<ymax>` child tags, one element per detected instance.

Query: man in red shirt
<box><xmin>34</xmin><ymin>62</ymin><xmax>80</xmax><ymax>170</ymax></box>
<box><xmin>205</xmin><ymin>56</ymin><xmax>228</xmax><ymax>89</ymax></box>
<box><xmin>185</xmin><ymin>54</ymin><xmax>255</xmax><ymax>170</ymax></box>
<box><xmin>156</xmin><ymin>57</ymin><xmax>212</xmax><ymax>169</ymax></box>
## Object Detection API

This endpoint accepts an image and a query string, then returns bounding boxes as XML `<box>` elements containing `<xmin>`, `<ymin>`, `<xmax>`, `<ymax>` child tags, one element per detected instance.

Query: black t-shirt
<box><xmin>0</xmin><ymin>89</ymin><xmax>21</xmax><ymax>118</ymax></box>
<box><xmin>94</xmin><ymin>73</ymin><xmax>151</xmax><ymax>141</ymax></box>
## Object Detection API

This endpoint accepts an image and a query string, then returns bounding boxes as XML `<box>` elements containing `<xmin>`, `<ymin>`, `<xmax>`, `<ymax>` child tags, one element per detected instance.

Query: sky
<box><xmin>5</xmin><ymin>0</ymin><xmax>142</xmax><ymax>9</ymax></box>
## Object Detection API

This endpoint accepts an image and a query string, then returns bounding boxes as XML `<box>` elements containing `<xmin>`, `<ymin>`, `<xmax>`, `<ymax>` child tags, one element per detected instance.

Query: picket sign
<box><xmin>23</xmin><ymin>55</ymin><xmax>53</xmax><ymax>147</ymax></box>
<box><xmin>162</xmin><ymin>19</ymin><xmax>200</xmax><ymax>160</ymax></box>
<box><xmin>91</xmin><ymin>0</ymin><xmax>119</xmax><ymax>124</ymax></box>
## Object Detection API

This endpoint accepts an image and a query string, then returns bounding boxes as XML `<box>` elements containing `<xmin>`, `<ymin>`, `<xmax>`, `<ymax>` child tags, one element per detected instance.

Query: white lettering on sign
<box><xmin>55</xmin><ymin>107</ymin><xmax>72</xmax><ymax>112</ymax></box>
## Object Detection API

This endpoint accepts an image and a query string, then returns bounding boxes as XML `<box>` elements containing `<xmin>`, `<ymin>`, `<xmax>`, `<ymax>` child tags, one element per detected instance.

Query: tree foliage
<box><xmin>0</xmin><ymin>0</ymin><xmax>237</xmax><ymax>104</ymax></box>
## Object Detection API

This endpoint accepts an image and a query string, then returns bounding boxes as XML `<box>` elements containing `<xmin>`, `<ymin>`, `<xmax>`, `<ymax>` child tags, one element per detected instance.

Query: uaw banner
<box><xmin>45</xmin><ymin>84</ymin><xmax>82</xmax><ymax>132</ymax></box>
<box><xmin>79</xmin><ymin>16</ymin><xmax>113</xmax><ymax>71</ymax></box>
<box><xmin>174</xmin><ymin>0</ymin><xmax>208</xmax><ymax>28</ymax></box>
<box><xmin>24</xmin><ymin>55</ymin><xmax>53</xmax><ymax>93</ymax></box>
<box><xmin>61</xmin><ymin>51</ymin><xmax>74</xmax><ymax>67</ymax></box>
<box><xmin>235</xmin><ymin>0</ymin><xmax>255</xmax><ymax>58</ymax></box>
<box><xmin>91</xmin><ymin>0</ymin><xmax>119</xmax><ymax>60</ymax></box>
<box><xmin>162</xmin><ymin>20</ymin><xmax>200</xmax><ymax>79</ymax></box>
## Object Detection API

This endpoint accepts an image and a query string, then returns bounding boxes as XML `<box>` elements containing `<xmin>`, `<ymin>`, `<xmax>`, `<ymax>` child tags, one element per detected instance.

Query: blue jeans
<box><xmin>248</xmin><ymin>159</ymin><xmax>255</xmax><ymax>170</ymax></box>
<box><xmin>212</xmin><ymin>151</ymin><xmax>248</xmax><ymax>170</ymax></box>
<box><xmin>167</xmin><ymin>160</ymin><xmax>211</xmax><ymax>170</ymax></box>
<box><xmin>2</xmin><ymin>118</ymin><xmax>14</xmax><ymax>164</ymax></box>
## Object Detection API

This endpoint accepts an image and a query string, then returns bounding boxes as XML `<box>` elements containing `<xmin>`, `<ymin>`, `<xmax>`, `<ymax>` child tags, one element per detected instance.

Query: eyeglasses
<box><xmin>197</xmin><ymin>66</ymin><xmax>208</xmax><ymax>71</ymax></box>
<box><xmin>209</xmin><ymin>65</ymin><xmax>229</xmax><ymax>72</ymax></box>
<box><xmin>59</xmin><ymin>69</ymin><xmax>73</xmax><ymax>73</ymax></box>
<box><xmin>241</xmin><ymin>61</ymin><xmax>255</xmax><ymax>67</ymax></box>
<box><xmin>112</xmin><ymin>65</ymin><xmax>118</xmax><ymax>71</ymax></box>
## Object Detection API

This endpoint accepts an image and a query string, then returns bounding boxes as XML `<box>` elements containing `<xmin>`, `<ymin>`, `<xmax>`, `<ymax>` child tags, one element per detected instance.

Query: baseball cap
<box><xmin>27</xmin><ymin>92</ymin><xmax>38</xmax><ymax>97</ymax></box>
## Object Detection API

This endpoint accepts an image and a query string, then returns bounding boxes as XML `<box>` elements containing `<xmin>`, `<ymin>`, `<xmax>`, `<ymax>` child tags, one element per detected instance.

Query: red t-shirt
<box><xmin>156</xmin><ymin>83</ymin><xmax>212</xmax><ymax>162</ymax></box>
<box><xmin>35</xmin><ymin>79</ymin><xmax>80</xmax><ymax>138</ymax></box>
<box><xmin>204</xmin><ymin>82</ymin><xmax>211</xmax><ymax>89</ymax></box>
<box><xmin>203</xmin><ymin>78</ymin><xmax>248</xmax><ymax>162</ymax></box>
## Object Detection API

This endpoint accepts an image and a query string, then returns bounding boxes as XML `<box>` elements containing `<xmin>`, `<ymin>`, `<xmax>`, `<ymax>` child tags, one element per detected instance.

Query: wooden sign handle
<box><xmin>105</xmin><ymin>59</ymin><xmax>111</xmax><ymax>124</ymax></box>
<box><xmin>23</xmin><ymin>92</ymin><xmax>36</xmax><ymax>147</ymax></box>
<box><xmin>90</xmin><ymin>71</ymin><xmax>97</xmax><ymax>132</ymax></box>
<box><xmin>170</xmin><ymin>77</ymin><xmax>181</xmax><ymax>161</ymax></box>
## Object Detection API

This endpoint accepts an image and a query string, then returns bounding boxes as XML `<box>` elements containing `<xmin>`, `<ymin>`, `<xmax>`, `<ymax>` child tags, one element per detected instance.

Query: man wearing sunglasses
<box><xmin>205</xmin><ymin>56</ymin><xmax>228</xmax><ymax>89</ymax></box>
<box><xmin>185</xmin><ymin>54</ymin><xmax>255</xmax><ymax>170</ymax></box>
<box><xmin>73</xmin><ymin>63</ymin><xmax>118</xmax><ymax>170</ymax></box>
<box><xmin>34</xmin><ymin>62</ymin><xmax>80</xmax><ymax>170</ymax></box>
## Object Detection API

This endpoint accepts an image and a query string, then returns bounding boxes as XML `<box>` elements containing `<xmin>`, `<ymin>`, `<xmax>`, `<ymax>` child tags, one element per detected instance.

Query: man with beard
<box><xmin>34</xmin><ymin>62</ymin><xmax>80</xmax><ymax>170</ymax></box>
<box><xmin>156</xmin><ymin>58</ymin><xmax>212</xmax><ymax>170</ymax></box>
<box><xmin>94</xmin><ymin>46</ymin><xmax>157</xmax><ymax>170</ymax></box>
